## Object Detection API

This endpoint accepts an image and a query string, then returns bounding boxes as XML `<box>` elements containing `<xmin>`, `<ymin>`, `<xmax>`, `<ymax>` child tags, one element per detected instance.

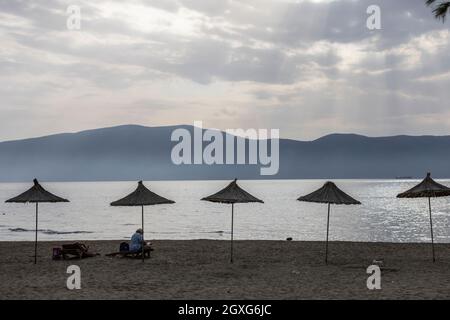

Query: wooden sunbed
<box><xmin>60</xmin><ymin>243</ymin><xmax>99</xmax><ymax>260</ymax></box>
<box><xmin>106</xmin><ymin>247</ymin><xmax>153</xmax><ymax>259</ymax></box>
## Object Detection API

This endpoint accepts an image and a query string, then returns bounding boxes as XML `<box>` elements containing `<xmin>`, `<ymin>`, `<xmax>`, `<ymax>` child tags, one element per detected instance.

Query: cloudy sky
<box><xmin>1</xmin><ymin>0</ymin><xmax>449</xmax><ymax>141</ymax></box>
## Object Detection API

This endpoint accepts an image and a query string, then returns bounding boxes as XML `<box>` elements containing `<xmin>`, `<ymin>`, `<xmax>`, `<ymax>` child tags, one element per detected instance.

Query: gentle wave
<box><xmin>149</xmin><ymin>230</ymin><xmax>225</xmax><ymax>234</ymax></box>
<box><xmin>9</xmin><ymin>228</ymin><xmax>93</xmax><ymax>235</ymax></box>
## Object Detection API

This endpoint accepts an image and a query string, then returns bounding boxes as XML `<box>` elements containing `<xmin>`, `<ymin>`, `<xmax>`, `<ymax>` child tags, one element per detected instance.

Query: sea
<box><xmin>1</xmin><ymin>179</ymin><xmax>450</xmax><ymax>243</ymax></box>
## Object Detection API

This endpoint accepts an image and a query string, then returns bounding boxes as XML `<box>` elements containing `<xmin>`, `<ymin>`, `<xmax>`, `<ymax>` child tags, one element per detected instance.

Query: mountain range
<box><xmin>1</xmin><ymin>124</ymin><xmax>449</xmax><ymax>181</ymax></box>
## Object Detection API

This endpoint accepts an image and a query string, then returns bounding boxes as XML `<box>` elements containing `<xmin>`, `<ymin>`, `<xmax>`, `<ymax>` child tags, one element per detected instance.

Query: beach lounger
<box><xmin>60</xmin><ymin>243</ymin><xmax>98</xmax><ymax>260</ymax></box>
<box><xmin>106</xmin><ymin>246</ymin><xmax>153</xmax><ymax>259</ymax></box>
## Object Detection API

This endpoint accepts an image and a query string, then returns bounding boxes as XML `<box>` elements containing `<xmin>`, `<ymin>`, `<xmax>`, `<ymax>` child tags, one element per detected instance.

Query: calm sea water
<box><xmin>1</xmin><ymin>180</ymin><xmax>450</xmax><ymax>243</ymax></box>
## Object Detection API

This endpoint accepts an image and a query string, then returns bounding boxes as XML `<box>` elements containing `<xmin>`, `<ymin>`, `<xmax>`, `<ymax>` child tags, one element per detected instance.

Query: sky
<box><xmin>1</xmin><ymin>0</ymin><xmax>450</xmax><ymax>141</ymax></box>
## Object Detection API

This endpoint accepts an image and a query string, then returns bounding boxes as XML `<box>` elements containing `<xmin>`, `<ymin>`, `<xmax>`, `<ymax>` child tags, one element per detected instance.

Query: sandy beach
<box><xmin>1</xmin><ymin>240</ymin><xmax>450</xmax><ymax>299</ymax></box>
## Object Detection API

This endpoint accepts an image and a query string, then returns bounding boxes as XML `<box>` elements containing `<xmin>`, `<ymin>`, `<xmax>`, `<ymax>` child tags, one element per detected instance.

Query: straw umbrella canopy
<box><xmin>5</xmin><ymin>179</ymin><xmax>69</xmax><ymax>264</ymax></box>
<box><xmin>110</xmin><ymin>181</ymin><xmax>175</xmax><ymax>262</ymax></box>
<box><xmin>298</xmin><ymin>181</ymin><xmax>361</xmax><ymax>264</ymax></box>
<box><xmin>397</xmin><ymin>173</ymin><xmax>450</xmax><ymax>262</ymax></box>
<box><xmin>201</xmin><ymin>179</ymin><xmax>263</xmax><ymax>263</ymax></box>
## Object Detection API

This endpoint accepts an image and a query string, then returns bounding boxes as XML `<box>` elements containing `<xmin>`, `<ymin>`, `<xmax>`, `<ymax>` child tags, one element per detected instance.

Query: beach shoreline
<box><xmin>1</xmin><ymin>240</ymin><xmax>450</xmax><ymax>299</ymax></box>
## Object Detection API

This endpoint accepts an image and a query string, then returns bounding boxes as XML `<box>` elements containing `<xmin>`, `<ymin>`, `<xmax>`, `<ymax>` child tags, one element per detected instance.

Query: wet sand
<box><xmin>1</xmin><ymin>240</ymin><xmax>450</xmax><ymax>299</ymax></box>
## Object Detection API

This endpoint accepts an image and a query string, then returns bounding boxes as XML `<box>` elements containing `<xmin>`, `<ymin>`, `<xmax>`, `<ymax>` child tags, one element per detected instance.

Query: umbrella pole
<box><xmin>142</xmin><ymin>205</ymin><xmax>145</xmax><ymax>263</ymax></box>
<box><xmin>230</xmin><ymin>203</ymin><xmax>234</xmax><ymax>264</ymax></box>
<box><xmin>428</xmin><ymin>197</ymin><xmax>435</xmax><ymax>263</ymax></box>
<box><xmin>34</xmin><ymin>202</ymin><xmax>38</xmax><ymax>265</ymax></box>
<box><xmin>325</xmin><ymin>203</ymin><xmax>330</xmax><ymax>265</ymax></box>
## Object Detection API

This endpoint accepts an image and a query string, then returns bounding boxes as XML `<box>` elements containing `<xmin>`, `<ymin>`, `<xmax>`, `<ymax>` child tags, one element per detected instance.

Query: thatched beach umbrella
<box><xmin>397</xmin><ymin>173</ymin><xmax>450</xmax><ymax>262</ymax></box>
<box><xmin>110</xmin><ymin>181</ymin><xmax>175</xmax><ymax>262</ymax></box>
<box><xmin>201</xmin><ymin>179</ymin><xmax>263</xmax><ymax>263</ymax></box>
<box><xmin>298</xmin><ymin>181</ymin><xmax>361</xmax><ymax>264</ymax></box>
<box><xmin>5</xmin><ymin>179</ymin><xmax>69</xmax><ymax>264</ymax></box>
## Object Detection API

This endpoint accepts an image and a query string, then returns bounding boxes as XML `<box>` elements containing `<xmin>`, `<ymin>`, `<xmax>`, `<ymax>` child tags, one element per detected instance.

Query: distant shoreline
<box><xmin>0</xmin><ymin>177</ymin><xmax>444</xmax><ymax>184</ymax></box>
<box><xmin>0</xmin><ymin>239</ymin><xmax>445</xmax><ymax>244</ymax></box>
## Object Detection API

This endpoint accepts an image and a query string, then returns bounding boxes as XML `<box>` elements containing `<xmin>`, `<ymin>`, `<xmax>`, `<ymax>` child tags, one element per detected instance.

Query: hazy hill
<box><xmin>0</xmin><ymin>125</ymin><xmax>449</xmax><ymax>181</ymax></box>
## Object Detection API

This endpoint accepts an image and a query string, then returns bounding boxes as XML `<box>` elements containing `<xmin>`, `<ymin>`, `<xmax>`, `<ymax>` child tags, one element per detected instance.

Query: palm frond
<box><xmin>425</xmin><ymin>0</ymin><xmax>450</xmax><ymax>21</ymax></box>
<box><xmin>434</xmin><ymin>2</ymin><xmax>450</xmax><ymax>21</ymax></box>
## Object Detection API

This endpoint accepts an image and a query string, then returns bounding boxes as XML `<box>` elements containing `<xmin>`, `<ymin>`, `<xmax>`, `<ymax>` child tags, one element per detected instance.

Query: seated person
<box><xmin>130</xmin><ymin>228</ymin><xmax>152</xmax><ymax>253</ymax></box>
